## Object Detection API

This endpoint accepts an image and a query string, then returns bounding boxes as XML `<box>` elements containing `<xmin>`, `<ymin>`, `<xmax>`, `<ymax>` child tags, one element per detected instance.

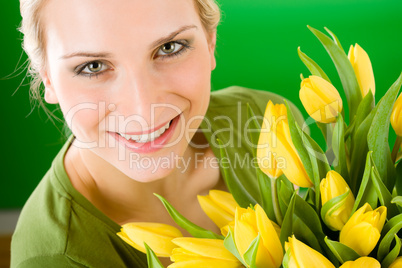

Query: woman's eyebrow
<box><xmin>150</xmin><ymin>25</ymin><xmax>198</xmax><ymax>49</ymax></box>
<box><xmin>59</xmin><ymin>25</ymin><xmax>198</xmax><ymax>60</ymax></box>
<box><xmin>60</xmin><ymin>52</ymin><xmax>113</xmax><ymax>60</ymax></box>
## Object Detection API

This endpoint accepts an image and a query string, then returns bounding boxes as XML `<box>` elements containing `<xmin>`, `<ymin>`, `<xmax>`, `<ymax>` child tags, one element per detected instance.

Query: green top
<box><xmin>11</xmin><ymin>86</ymin><xmax>304</xmax><ymax>268</ymax></box>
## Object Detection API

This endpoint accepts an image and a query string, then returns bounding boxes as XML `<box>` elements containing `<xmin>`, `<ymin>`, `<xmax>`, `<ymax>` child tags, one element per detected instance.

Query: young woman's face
<box><xmin>41</xmin><ymin>0</ymin><xmax>216</xmax><ymax>182</ymax></box>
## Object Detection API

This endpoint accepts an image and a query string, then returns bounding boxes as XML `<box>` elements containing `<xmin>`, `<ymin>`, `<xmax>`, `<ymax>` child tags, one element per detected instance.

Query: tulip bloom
<box><xmin>389</xmin><ymin>256</ymin><xmax>402</xmax><ymax>268</ymax></box>
<box><xmin>169</xmin><ymin>237</ymin><xmax>242</xmax><ymax>268</ymax></box>
<box><xmin>234</xmin><ymin>204</ymin><xmax>283</xmax><ymax>268</ymax></box>
<box><xmin>271</xmin><ymin>119</ymin><xmax>313</xmax><ymax>187</ymax></box>
<box><xmin>348</xmin><ymin>44</ymin><xmax>376</xmax><ymax>98</ymax></box>
<box><xmin>284</xmin><ymin>235</ymin><xmax>335</xmax><ymax>268</ymax></box>
<box><xmin>339</xmin><ymin>257</ymin><xmax>380</xmax><ymax>268</ymax></box>
<box><xmin>320</xmin><ymin>171</ymin><xmax>355</xmax><ymax>231</ymax></box>
<box><xmin>299</xmin><ymin>76</ymin><xmax>343</xmax><ymax>123</ymax></box>
<box><xmin>257</xmin><ymin>101</ymin><xmax>286</xmax><ymax>179</ymax></box>
<box><xmin>391</xmin><ymin>93</ymin><xmax>402</xmax><ymax>136</ymax></box>
<box><xmin>197</xmin><ymin>190</ymin><xmax>238</xmax><ymax>229</ymax></box>
<box><xmin>117</xmin><ymin>222</ymin><xmax>182</xmax><ymax>257</ymax></box>
<box><xmin>340</xmin><ymin>203</ymin><xmax>387</xmax><ymax>256</ymax></box>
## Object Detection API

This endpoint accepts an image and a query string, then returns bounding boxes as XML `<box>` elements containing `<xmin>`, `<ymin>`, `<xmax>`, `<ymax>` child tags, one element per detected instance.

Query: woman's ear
<box><xmin>208</xmin><ymin>31</ymin><xmax>217</xmax><ymax>71</ymax></box>
<box><xmin>39</xmin><ymin>70</ymin><xmax>59</xmax><ymax>104</ymax></box>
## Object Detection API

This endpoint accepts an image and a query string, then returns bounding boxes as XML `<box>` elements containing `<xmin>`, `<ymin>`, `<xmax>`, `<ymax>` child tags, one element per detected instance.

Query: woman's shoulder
<box><xmin>11</xmin><ymin>139</ymin><xmax>148</xmax><ymax>267</ymax></box>
<box><xmin>210</xmin><ymin>86</ymin><xmax>285</xmax><ymax>109</ymax></box>
<box><xmin>208</xmin><ymin>85</ymin><xmax>305</xmax><ymax>126</ymax></box>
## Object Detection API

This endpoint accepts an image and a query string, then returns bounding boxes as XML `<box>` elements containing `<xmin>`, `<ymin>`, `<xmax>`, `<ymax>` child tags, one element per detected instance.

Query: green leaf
<box><xmin>246</xmin><ymin>103</ymin><xmax>262</xmax><ymax>150</ymax></box>
<box><xmin>282</xmin><ymin>247</ymin><xmax>292</xmax><ymax>268</ymax></box>
<box><xmin>284</xmin><ymin>101</ymin><xmax>314</xmax><ymax>184</ymax></box>
<box><xmin>349</xmin><ymin>99</ymin><xmax>379</xmax><ymax>194</ymax></box>
<box><xmin>351</xmin><ymin>91</ymin><xmax>374</xmax><ymax>138</ymax></box>
<box><xmin>391</xmin><ymin>196</ymin><xmax>402</xmax><ymax>207</ymax></box>
<box><xmin>368</xmin><ymin>73</ymin><xmax>402</xmax><ymax>191</ymax></box>
<box><xmin>217</xmin><ymin>139</ymin><xmax>258</xmax><ymax>208</ymax></box>
<box><xmin>223</xmin><ymin>228</ymin><xmax>248</xmax><ymax>267</ymax></box>
<box><xmin>351</xmin><ymin>152</ymin><xmax>378</xmax><ymax>214</ymax></box>
<box><xmin>278</xmin><ymin>177</ymin><xmax>294</xmax><ymax>215</ymax></box>
<box><xmin>295</xmin><ymin>120</ymin><xmax>331</xmax><ymax>209</ymax></box>
<box><xmin>144</xmin><ymin>243</ymin><xmax>164</xmax><ymax>268</ymax></box>
<box><xmin>293</xmin><ymin>194</ymin><xmax>324</xmax><ymax>242</ymax></box>
<box><xmin>256</xmin><ymin>169</ymin><xmax>276</xmax><ymax>222</ymax></box>
<box><xmin>370</xmin><ymin>164</ymin><xmax>399</xmax><ymax>218</ymax></box>
<box><xmin>280</xmin><ymin>193</ymin><xmax>296</xmax><ymax>247</ymax></box>
<box><xmin>297</xmin><ymin>47</ymin><xmax>331</xmax><ymax>82</ymax></box>
<box><xmin>324</xmin><ymin>27</ymin><xmax>345</xmax><ymax>52</ymax></box>
<box><xmin>381</xmin><ymin>235</ymin><xmax>401</xmax><ymax>268</ymax></box>
<box><xmin>324</xmin><ymin>237</ymin><xmax>360</xmax><ymax>264</ymax></box>
<box><xmin>332</xmin><ymin>115</ymin><xmax>349</xmax><ymax>183</ymax></box>
<box><xmin>308</xmin><ymin>25</ymin><xmax>362</xmax><ymax>122</ymax></box>
<box><xmin>243</xmin><ymin>234</ymin><xmax>261</xmax><ymax>268</ymax></box>
<box><xmin>320</xmin><ymin>190</ymin><xmax>350</xmax><ymax>231</ymax></box>
<box><xmin>395</xmin><ymin>162</ymin><xmax>402</xmax><ymax>196</ymax></box>
<box><xmin>378</xmin><ymin>214</ymin><xmax>402</xmax><ymax>261</ymax></box>
<box><xmin>154</xmin><ymin>194</ymin><xmax>223</xmax><ymax>239</ymax></box>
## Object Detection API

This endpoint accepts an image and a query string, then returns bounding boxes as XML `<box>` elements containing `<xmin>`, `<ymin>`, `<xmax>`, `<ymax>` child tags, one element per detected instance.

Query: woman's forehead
<box><xmin>43</xmin><ymin>0</ymin><xmax>201</xmax><ymax>56</ymax></box>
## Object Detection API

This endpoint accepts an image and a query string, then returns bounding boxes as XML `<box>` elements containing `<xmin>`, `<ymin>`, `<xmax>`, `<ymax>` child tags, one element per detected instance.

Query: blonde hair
<box><xmin>19</xmin><ymin>0</ymin><xmax>221</xmax><ymax>122</ymax></box>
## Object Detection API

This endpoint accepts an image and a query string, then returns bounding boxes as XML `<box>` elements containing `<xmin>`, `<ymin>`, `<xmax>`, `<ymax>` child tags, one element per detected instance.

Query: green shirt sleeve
<box><xmin>16</xmin><ymin>255</ymin><xmax>88</xmax><ymax>268</ymax></box>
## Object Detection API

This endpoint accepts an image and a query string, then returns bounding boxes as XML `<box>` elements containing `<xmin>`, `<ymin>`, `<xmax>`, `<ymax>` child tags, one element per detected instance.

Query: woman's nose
<box><xmin>111</xmin><ymin>67</ymin><xmax>164</xmax><ymax>131</ymax></box>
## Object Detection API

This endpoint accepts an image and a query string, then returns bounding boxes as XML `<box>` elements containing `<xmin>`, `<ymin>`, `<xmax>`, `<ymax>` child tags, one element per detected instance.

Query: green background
<box><xmin>1</xmin><ymin>0</ymin><xmax>402</xmax><ymax>208</ymax></box>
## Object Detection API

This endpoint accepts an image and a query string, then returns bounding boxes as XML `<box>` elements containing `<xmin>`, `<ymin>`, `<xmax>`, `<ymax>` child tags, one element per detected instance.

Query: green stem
<box><xmin>270</xmin><ymin>177</ymin><xmax>283</xmax><ymax>226</ymax></box>
<box><xmin>392</xmin><ymin>136</ymin><xmax>402</xmax><ymax>163</ymax></box>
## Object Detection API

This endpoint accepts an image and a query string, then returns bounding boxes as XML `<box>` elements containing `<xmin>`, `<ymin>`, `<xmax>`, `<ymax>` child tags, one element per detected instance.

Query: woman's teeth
<box><xmin>119</xmin><ymin>121</ymin><xmax>171</xmax><ymax>143</ymax></box>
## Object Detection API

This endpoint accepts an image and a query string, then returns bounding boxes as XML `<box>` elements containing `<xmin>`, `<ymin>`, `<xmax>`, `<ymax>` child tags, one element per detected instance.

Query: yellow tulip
<box><xmin>391</xmin><ymin>93</ymin><xmax>402</xmax><ymax>136</ymax></box>
<box><xmin>389</xmin><ymin>256</ymin><xmax>402</xmax><ymax>268</ymax></box>
<box><xmin>117</xmin><ymin>222</ymin><xmax>182</xmax><ymax>257</ymax></box>
<box><xmin>348</xmin><ymin>43</ymin><xmax>375</xmax><ymax>97</ymax></box>
<box><xmin>320</xmin><ymin>170</ymin><xmax>355</xmax><ymax>231</ymax></box>
<box><xmin>339</xmin><ymin>257</ymin><xmax>381</xmax><ymax>268</ymax></box>
<box><xmin>340</xmin><ymin>203</ymin><xmax>387</xmax><ymax>256</ymax></box>
<box><xmin>234</xmin><ymin>204</ymin><xmax>283</xmax><ymax>268</ymax></box>
<box><xmin>285</xmin><ymin>235</ymin><xmax>335</xmax><ymax>268</ymax></box>
<box><xmin>299</xmin><ymin>75</ymin><xmax>343</xmax><ymax>123</ymax></box>
<box><xmin>221</xmin><ymin>218</ymin><xmax>281</xmax><ymax>239</ymax></box>
<box><xmin>169</xmin><ymin>237</ymin><xmax>242</xmax><ymax>268</ymax></box>
<box><xmin>271</xmin><ymin>119</ymin><xmax>313</xmax><ymax>187</ymax></box>
<box><xmin>257</xmin><ymin>100</ymin><xmax>286</xmax><ymax>179</ymax></box>
<box><xmin>197</xmin><ymin>190</ymin><xmax>238</xmax><ymax>229</ymax></box>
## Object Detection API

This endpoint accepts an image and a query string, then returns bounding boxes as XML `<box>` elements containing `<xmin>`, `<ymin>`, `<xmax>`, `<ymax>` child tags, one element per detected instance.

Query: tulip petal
<box><xmin>340</xmin><ymin>222</ymin><xmax>380</xmax><ymax>256</ymax></box>
<box><xmin>198</xmin><ymin>195</ymin><xmax>234</xmax><ymax>228</ymax></box>
<box><xmin>289</xmin><ymin>236</ymin><xmax>335</xmax><ymax>268</ymax></box>
<box><xmin>171</xmin><ymin>238</ymin><xmax>238</xmax><ymax>262</ymax></box>
<box><xmin>349</xmin><ymin>44</ymin><xmax>375</xmax><ymax>97</ymax></box>
<box><xmin>209</xmin><ymin>190</ymin><xmax>238</xmax><ymax>215</ymax></box>
<box><xmin>255</xmin><ymin>205</ymin><xmax>283</xmax><ymax>267</ymax></box>
<box><xmin>122</xmin><ymin>223</ymin><xmax>182</xmax><ymax>257</ymax></box>
<box><xmin>391</xmin><ymin>94</ymin><xmax>402</xmax><ymax>136</ymax></box>
<box><xmin>339</xmin><ymin>257</ymin><xmax>381</xmax><ymax>268</ymax></box>
<box><xmin>168</xmin><ymin>259</ymin><xmax>243</xmax><ymax>268</ymax></box>
<box><xmin>271</xmin><ymin>121</ymin><xmax>313</xmax><ymax>187</ymax></box>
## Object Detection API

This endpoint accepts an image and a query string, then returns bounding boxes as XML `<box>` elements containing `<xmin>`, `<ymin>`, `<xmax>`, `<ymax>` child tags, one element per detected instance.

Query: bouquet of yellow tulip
<box><xmin>117</xmin><ymin>26</ymin><xmax>402</xmax><ymax>268</ymax></box>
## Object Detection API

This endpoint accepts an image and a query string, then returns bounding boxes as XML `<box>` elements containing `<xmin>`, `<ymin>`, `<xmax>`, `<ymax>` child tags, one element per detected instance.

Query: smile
<box><xmin>109</xmin><ymin>113</ymin><xmax>182</xmax><ymax>154</ymax></box>
<box><xmin>118</xmin><ymin>121</ymin><xmax>171</xmax><ymax>143</ymax></box>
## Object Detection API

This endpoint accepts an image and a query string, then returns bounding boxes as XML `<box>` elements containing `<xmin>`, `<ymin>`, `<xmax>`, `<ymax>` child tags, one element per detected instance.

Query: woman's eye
<box><xmin>156</xmin><ymin>41</ymin><xmax>186</xmax><ymax>57</ymax></box>
<box><xmin>81</xmin><ymin>61</ymin><xmax>108</xmax><ymax>74</ymax></box>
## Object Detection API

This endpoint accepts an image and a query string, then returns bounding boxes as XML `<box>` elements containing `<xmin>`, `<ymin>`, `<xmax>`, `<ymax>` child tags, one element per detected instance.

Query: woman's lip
<box><xmin>118</xmin><ymin>118</ymin><xmax>173</xmax><ymax>135</ymax></box>
<box><xmin>108</xmin><ymin>113</ymin><xmax>181</xmax><ymax>154</ymax></box>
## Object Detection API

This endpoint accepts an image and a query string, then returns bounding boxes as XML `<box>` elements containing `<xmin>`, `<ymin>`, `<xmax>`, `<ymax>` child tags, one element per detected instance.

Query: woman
<box><xmin>11</xmin><ymin>0</ymin><xmax>303</xmax><ymax>267</ymax></box>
